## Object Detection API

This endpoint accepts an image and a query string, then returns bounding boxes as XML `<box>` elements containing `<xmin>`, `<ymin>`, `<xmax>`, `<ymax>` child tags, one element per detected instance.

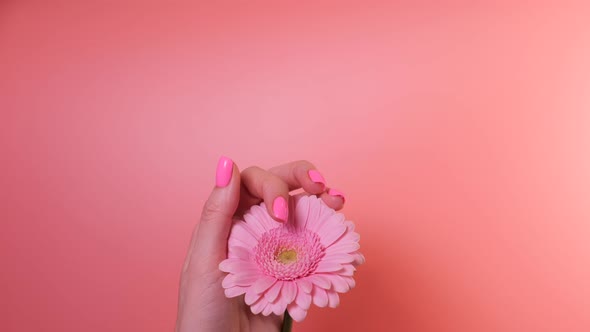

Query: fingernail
<box><xmin>308</xmin><ymin>169</ymin><xmax>326</xmax><ymax>186</ymax></box>
<box><xmin>216</xmin><ymin>156</ymin><xmax>233</xmax><ymax>187</ymax></box>
<box><xmin>328</xmin><ymin>188</ymin><xmax>346</xmax><ymax>203</ymax></box>
<box><xmin>273</xmin><ymin>196</ymin><xmax>288</xmax><ymax>222</ymax></box>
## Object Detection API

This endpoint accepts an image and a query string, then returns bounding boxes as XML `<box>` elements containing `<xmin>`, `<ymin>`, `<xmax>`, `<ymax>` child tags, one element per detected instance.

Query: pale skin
<box><xmin>176</xmin><ymin>159</ymin><xmax>346</xmax><ymax>332</ymax></box>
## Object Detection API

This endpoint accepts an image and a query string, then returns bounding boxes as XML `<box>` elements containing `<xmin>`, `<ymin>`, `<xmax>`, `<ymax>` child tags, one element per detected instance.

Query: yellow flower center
<box><xmin>276</xmin><ymin>248</ymin><xmax>298</xmax><ymax>264</ymax></box>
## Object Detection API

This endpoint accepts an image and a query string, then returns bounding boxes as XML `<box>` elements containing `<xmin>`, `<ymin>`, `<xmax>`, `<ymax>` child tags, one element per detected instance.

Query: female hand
<box><xmin>175</xmin><ymin>157</ymin><xmax>346</xmax><ymax>332</ymax></box>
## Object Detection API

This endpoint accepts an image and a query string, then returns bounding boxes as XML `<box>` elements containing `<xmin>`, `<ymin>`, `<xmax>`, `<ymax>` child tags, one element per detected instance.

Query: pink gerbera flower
<box><xmin>219</xmin><ymin>195</ymin><xmax>365</xmax><ymax>322</ymax></box>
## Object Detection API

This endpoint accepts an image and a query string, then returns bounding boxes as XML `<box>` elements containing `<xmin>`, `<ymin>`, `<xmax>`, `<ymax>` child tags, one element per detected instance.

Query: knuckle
<box><xmin>242</xmin><ymin>166</ymin><xmax>263</xmax><ymax>176</ymax></box>
<box><xmin>295</xmin><ymin>159</ymin><xmax>316</xmax><ymax>171</ymax></box>
<box><xmin>200</xmin><ymin>198</ymin><xmax>224</xmax><ymax>221</ymax></box>
<box><xmin>262</xmin><ymin>174</ymin><xmax>288</xmax><ymax>193</ymax></box>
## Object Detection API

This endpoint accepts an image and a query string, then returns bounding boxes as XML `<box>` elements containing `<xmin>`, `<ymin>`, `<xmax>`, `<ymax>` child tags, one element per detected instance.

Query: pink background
<box><xmin>2</xmin><ymin>1</ymin><xmax>590</xmax><ymax>331</ymax></box>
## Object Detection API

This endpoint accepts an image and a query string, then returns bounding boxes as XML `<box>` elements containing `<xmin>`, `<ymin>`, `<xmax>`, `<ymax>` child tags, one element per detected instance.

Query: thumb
<box><xmin>188</xmin><ymin>156</ymin><xmax>241</xmax><ymax>272</ymax></box>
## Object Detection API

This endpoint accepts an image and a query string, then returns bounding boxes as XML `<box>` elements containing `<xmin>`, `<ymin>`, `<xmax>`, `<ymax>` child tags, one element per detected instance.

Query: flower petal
<box><xmin>253</xmin><ymin>276</ymin><xmax>277</xmax><ymax>294</ymax></box>
<box><xmin>338</xmin><ymin>264</ymin><xmax>356</xmax><ymax>277</ymax></box>
<box><xmin>344</xmin><ymin>220</ymin><xmax>355</xmax><ymax>231</ymax></box>
<box><xmin>219</xmin><ymin>258</ymin><xmax>257</xmax><ymax>273</ymax></box>
<box><xmin>295</xmin><ymin>290</ymin><xmax>312</xmax><ymax>310</ymax></box>
<box><xmin>224</xmin><ymin>286</ymin><xmax>248</xmax><ymax>298</ymax></box>
<box><xmin>315</xmin><ymin>260</ymin><xmax>343</xmax><ymax>273</ymax></box>
<box><xmin>327</xmin><ymin>290</ymin><xmax>340</xmax><ymax>308</ymax></box>
<box><xmin>281</xmin><ymin>281</ymin><xmax>297</xmax><ymax>304</ymax></box>
<box><xmin>243</xmin><ymin>209</ymin><xmax>268</xmax><ymax>235</ymax></box>
<box><xmin>264</xmin><ymin>280</ymin><xmax>283</xmax><ymax>303</ymax></box>
<box><xmin>306</xmin><ymin>274</ymin><xmax>331</xmax><ymax>289</ymax></box>
<box><xmin>228</xmin><ymin>232</ymin><xmax>253</xmax><ymax>248</ymax></box>
<box><xmin>224</xmin><ymin>272</ymin><xmax>260</xmax><ymax>287</ymax></box>
<box><xmin>318</xmin><ymin>224</ymin><xmax>347</xmax><ymax>247</ymax></box>
<box><xmin>228</xmin><ymin>245</ymin><xmax>252</xmax><ymax>260</ymax></box>
<box><xmin>294</xmin><ymin>195</ymin><xmax>311</xmax><ymax>230</ymax></box>
<box><xmin>342</xmin><ymin>276</ymin><xmax>356</xmax><ymax>289</ymax></box>
<box><xmin>230</xmin><ymin>221</ymin><xmax>260</xmax><ymax>243</ymax></box>
<box><xmin>271</xmin><ymin>302</ymin><xmax>286</xmax><ymax>316</ymax></box>
<box><xmin>322</xmin><ymin>252</ymin><xmax>355</xmax><ymax>264</ymax></box>
<box><xmin>352</xmin><ymin>252</ymin><xmax>366</xmax><ymax>266</ymax></box>
<box><xmin>323</xmin><ymin>274</ymin><xmax>350</xmax><ymax>293</ymax></box>
<box><xmin>262</xmin><ymin>303</ymin><xmax>273</xmax><ymax>316</ymax></box>
<box><xmin>296</xmin><ymin>278</ymin><xmax>313</xmax><ymax>293</ymax></box>
<box><xmin>311</xmin><ymin>286</ymin><xmax>329</xmax><ymax>307</ymax></box>
<box><xmin>245</xmin><ymin>286</ymin><xmax>262</xmax><ymax>305</ymax></box>
<box><xmin>250</xmin><ymin>297</ymin><xmax>267</xmax><ymax>314</ymax></box>
<box><xmin>287</xmin><ymin>303</ymin><xmax>308</xmax><ymax>322</ymax></box>
<box><xmin>305</xmin><ymin>196</ymin><xmax>325</xmax><ymax>233</ymax></box>
<box><xmin>326</xmin><ymin>241</ymin><xmax>360</xmax><ymax>254</ymax></box>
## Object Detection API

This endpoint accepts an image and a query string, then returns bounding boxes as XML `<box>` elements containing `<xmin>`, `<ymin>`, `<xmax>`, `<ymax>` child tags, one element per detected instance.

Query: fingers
<box><xmin>188</xmin><ymin>156</ymin><xmax>241</xmax><ymax>273</ymax></box>
<box><xmin>320</xmin><ymin>188</ymin><xmax>346</xmax><ymax>211</ymax></box>
<box><xmin>269</xmin><ymin>160</ymin><xmax>326</xmax><ymax>194</ymax></box>
<box><xmin>240</xmin><ymin>166</ymin><xmax>290</xmax><ymax>222</ymax></box>
<box><xmin>239</xmin><ymin>161</ymin><xmax>347</xmax><ymax>219</ymax></box>
<box><xmin>268</xmin><ymin>160</ymin><xmax>346</xmax><ymax>210</ymax></box>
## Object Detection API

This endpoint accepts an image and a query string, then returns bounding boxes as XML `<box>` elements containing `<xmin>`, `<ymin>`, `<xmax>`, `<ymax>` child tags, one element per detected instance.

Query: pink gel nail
<box><xmin>216</xmin><ymin>156</ymin><xmax>233</xmax><ymax>187</ymax></box>
<box><xmin>273</xmin><ymin>196</ymin><xmax>288</xmax><ymax>222</ymax></box>
<box><xmin>328</xmin><ymin>188</ymin><xmax>346</xmax><ymax>203</ymax></box>
<box><xmin>308</xmin><ymin>169</ymin><xmax>326</xmax><ymax>186</ymax></box>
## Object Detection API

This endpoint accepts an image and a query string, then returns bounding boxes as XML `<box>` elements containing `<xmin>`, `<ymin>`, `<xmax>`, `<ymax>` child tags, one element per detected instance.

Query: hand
<box><xmin>176</xmin><ymin>158</ymin><xmax>346</xmax><ymax>332</ymax></box>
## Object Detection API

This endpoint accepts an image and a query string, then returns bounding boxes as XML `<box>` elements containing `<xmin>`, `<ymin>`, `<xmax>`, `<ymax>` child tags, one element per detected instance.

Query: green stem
<box><xmin>281</xmin><ymin>310</ymin><xmax>293</xmax><ymax>332</ymax></box>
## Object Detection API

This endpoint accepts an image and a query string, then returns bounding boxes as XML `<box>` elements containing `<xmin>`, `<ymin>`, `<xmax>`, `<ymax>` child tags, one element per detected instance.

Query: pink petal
<box><xmin>262</xmin><ymin>303</ymin><xmax>273</xmax><ymax>316</ymax></box>
<box><xmin>342</xmin><ymin>276</ymin><xmax>356</xmax><ymax>289</ymax></box>
<box><xmin>315</xmin><ymin>260</ymin><xmax>343</xmax><ymax>273</ymax></box>
<box><xmin>228</xmin><ymin>245</ymin><xmax>252</xmax><ymax>260</ymax></box>
<box><xmin>338</xmin><ymin>264</ymin><xmax>356</xmax><ymax>277</ymax></box>
<box><xmin>295</xmin><ymin>290</ymin><xmax>312</xmax><ymax>310</ymax></box>
<box><xmin>311</xmin><ymin>286</ymin><xmax>329</xmax><ymax>307</ymax></box>
<box><xmin>322</xmin><ymin>274</ymin><xmax>350</xmax><ymax>293</ymax></box>
<box><xmin>218</xmin><ymin>258</ymin><xmax>257</xmax><ymax>273</ymax></box>
<box><xmin>223</xmin><ymin>272</ymin><xmax>260</xmax><ymax>287</ymax></box>
<box><xmin>264</xmin><ymin>280</ymin><xmax>283</xmax><ymax>303</ymax></box>
<box><xmin>337</xmin><ymin>231</ymin><xmax>360</xmax><ymax>245</ymax></box>
<box><xmin>271</xmin><ymin>302</ymin><xmax>286</xmax><ymax>315</ymax></box>
<box><xmin>352</xmin><ymin>252</ymin><xmax>366</xmax><ymax>266</ymax></box>
<box><xmin>296</xmin><ymin>278</ymin><xmax>313</xmax><ymax>293</ymax></box>
<box><xmin>247</xmin><ymin>204</ymin><xmax>279</xmax><ymax>233</ymax></box>
<box><xmin>253</xmin><ymin>275</ymin><xmax>277</xmax><ymax>294</ymax></box>
<box><xmin>281</xmin><ymin>281</ymin><xmax>297</xmax><ymax>304</ymax></box>
<box><xmin>326</xmin><ymin>241</ymin><xmax>360</xmax><ymax>253</ymax></box>
<box><xmin>230</xmin><ymin>222</ymin><xmax>259</xmax><ymax>243</ymax></box>
<box><xmin>327</xmin><ymin>290</ymin><xmax>340</xmax><ymax>308</ymax></box>
<box><xmin>306</xmin><ymin>274</ymin><xmax>331</xmax><ymax>289</ymax></box>
<box><xmin>305</xmin><ymin>197</ymin><xmax>325</xmax><ymax>233</ymax></box>
<box><xmin>224</xmin><ymin>286</ymin><xmax>248</xmax><ymax>298</ymax></box>
<box><xmin>287</xmin><ymin>303</ymin><xmax>308</xmax><ymax>322</ymax></box>
<box><xmin>322</xmin><ymin>253</ymin><xmax>355</xmax><ymax>264</ymax></box>
<box><xmin>343</xmin><ymin>220</ymin><xmax>355</xmax><ymax>231</ymax></box>
<box><xmin>245</xmin><ymin>287</ymin><xmax>262</xmax><ymax>305</ymax></box>
<box><xmin>315</xmin><ymin>212</ymin><xmax>345</xmax><ymax>238</ymax></box>
<box><xmin>318</xmin><ymin>224</ymin><xmax>347</xmax><ymax>247</ymax></box>
<box><xmin>250</xmin><ymin>297</ymin><xmax>267</xmax><ymax>314</ymax></box>
<box><xmin>228</xmin><ymin>235</ymin><xmax>252</xmax><ymax>248</ymax></box>
<box><xmin>243</xmin><ymin>209</ymin><xmax>269</xmax><ymax>235</ymax></box>
<box><xmin>294</xmin><ymin>195</ymin><xmax>311</xmax><ymax>230</ymax></box>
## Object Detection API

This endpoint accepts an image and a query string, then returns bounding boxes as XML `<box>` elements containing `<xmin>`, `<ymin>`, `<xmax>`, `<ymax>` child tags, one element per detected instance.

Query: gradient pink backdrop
<box><xmin>2</xmin><ymin>1</ymin><xmax>590</xmax><ymax>331</ymax></box>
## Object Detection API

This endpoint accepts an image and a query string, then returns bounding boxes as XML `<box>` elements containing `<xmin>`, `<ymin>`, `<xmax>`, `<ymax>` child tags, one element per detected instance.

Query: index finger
<box><xmin>268</xmin><ymin>160</ymin><xmax>326</xmax><ymax>194</ymax></box>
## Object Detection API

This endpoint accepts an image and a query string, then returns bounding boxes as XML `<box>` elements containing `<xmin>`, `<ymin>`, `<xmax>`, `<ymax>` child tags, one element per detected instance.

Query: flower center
<box><xmin>254</xmin><ymin>226</ymin><xmax>325</xmax><ymax>280</ymax></box>
<box><xmin>276</xmin><ymin>248</ymin><xmax>298</xmax><ymax>264</ymax></box>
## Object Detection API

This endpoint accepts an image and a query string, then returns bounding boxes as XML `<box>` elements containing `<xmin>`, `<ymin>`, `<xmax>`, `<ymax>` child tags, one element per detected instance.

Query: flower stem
<box><xmin>281</xmin><ymin>310</ymin><xmax>293</xmax><ymax>332</ymax></box>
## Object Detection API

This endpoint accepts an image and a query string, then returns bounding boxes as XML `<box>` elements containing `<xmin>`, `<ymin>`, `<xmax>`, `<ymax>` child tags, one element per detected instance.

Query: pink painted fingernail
<box><xmin>273</xmin><ymin>196</ymin><xmax>288</xmax><ymax>222</ymax></box>
<box><xmin>328</xmin><ymin>188</ymin><xmax>346</xmax><ymax>203</ymax></box>
<box><xmin>215</xmin><ymin>156</ymin><xmax>233</xmax><ymax>187</ymax></box>
<box><xmin>308</xmin><ymin>169</ymin><xmax>326</xmax><ymax>186</ymax></box>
